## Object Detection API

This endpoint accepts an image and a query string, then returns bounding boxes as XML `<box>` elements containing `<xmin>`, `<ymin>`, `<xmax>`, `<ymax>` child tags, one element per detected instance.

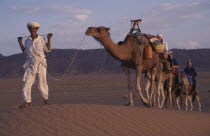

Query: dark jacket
<box><xmin>184</xmin><ymin>66</ymin><xmax>198</xmax><ymax>78</ymax></box>
<box><xmin>168</xmin><ymin>57</ymin><xmax>179</xmax><ymax>67</ymax></box>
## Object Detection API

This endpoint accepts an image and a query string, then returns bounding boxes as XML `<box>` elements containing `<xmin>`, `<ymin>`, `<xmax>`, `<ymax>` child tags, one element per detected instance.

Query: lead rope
<box><xmin>21</xmin><ymin>34</ymin><xmax>48</xmax><ymax>38</ymax></box>
<box><xmin>47</xmin><ymin>35</ymin><xmax>86</xmax><ymax>80</ymax></box>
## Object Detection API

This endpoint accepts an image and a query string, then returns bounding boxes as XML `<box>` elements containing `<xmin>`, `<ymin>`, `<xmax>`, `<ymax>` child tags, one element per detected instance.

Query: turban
<box><xmin>187</xmin><ymin>60</ymin><xmax>192</xmax><ymax>63</ymax></box>
<box><xmin>156</xmin><ymin>34</ymin><xmax>163</xmax><ymax>39</ymax></box>
<box><xmin>168</xmin><ymin>50</ymin><xmax>173</xmax><ymax>55</ymax></box>
<box><xmin>27</xmin><ymin>22</ymin><xmax>40</xmax><ymax>28</ymax></box>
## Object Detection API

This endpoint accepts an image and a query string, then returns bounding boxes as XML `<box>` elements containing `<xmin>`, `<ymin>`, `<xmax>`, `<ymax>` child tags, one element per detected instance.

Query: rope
<box><xmin>21</xmin><ymin>34</ymin><xmax>48</xmax><ymax>38</ymax></box>
<box><xmin>47</xmin><ymin>35</ymin><xmax>86</xmax><ymax>80</ymax></box>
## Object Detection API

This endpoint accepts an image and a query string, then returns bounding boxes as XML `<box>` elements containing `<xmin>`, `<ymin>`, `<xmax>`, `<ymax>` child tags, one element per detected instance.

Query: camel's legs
<box><xmin>153</xmin><ymin>85</ymin><xmax>157</xmax><ymax>107</ymax></box>
<box><xmin>160</xmin><ymin>83</ymin><xmax>166</xmax><ymax>108</ymax></box>
<box><xmin>196</xmin><ymin>94</ymin><xmax>202</xmax><ymax>112</ymax></box>
<box><xmin>185</xmin><ymin>93</ymin><xmax>188</xmax><ymax>111</ymax></box>
<box><xmin>176</xmin><ymin>97</ymin><xmax>181</xmax><ymax>110</ymax></box>
<box><xmin>180</xmin><ymin>94</ymin><xmax>183</xmax><ymax>110</ymax></box>
<box><xmin>149</xmin><ymin>68</ymin><xmax>157</xmax><ymax>106</ymax></box>
<box><xmin>123</xmin><ymin>66</ymin><xmax>134</xmax><ymax>106</ymax></box>
<box><xmin>189</xmin><ymin>96</ymin><xmax>193</xmax><ymax>111</ymax></box>
<box><xmin>172</xmin><ymin>91</ymin><xmax>177</xmax><ymax>109</ymax></box>
<box><xmin>168</xmin><ymin>75</ymin><xmax>173</xmax><ymax>109</ymax></box>
<box><xmin>136</xmin><ymin>65</ymin><xmax>148</xmax><ymax>105</ymax></box>
<box><xmin>145</xmin><ymin>78</ymin><xmax>151</xmax><ymax>100</ymax></box>
<box><xmin>168</xmin><ymin>86</ymin><xmax>172</xmax><ymax>109</ymax></box>
<box><xmin>149</xmin><ymin>82</ymin><xmax>154</xmax><ymax>106</ymax></box>
<box><xmin>164</xmin><ymin>87</ymin><xmax>169</xmax><ymax>109</ymax></box>
<box><xmin>157</xmin><ymin>80</ymin><xmax>161</xmax><ymax>108</ymax></box>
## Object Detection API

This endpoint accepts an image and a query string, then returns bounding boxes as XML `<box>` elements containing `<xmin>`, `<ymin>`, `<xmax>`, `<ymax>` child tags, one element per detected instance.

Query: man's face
<box><xmin>164</xmin><ymin>53</ymin><xmax>168</xmax><ymax>59</ymax></box>
<box><xmin>28</xmin><ymin>27</ymin><xmax>38</xmax><ymax>35</ymax></box>
<box><xmin>169</xmin><ymin>54</ymin><xmax>173</xmax><ymax>58</ymax></box>
<box><xmin>188</xmin><ymin>62</ymin><xmax>192</xmax><ymax>67</ymax></box>
<box><xmin>157</xmin><ymin>37</ymin><xmax>162</xmax><ymax>41</ymax></box>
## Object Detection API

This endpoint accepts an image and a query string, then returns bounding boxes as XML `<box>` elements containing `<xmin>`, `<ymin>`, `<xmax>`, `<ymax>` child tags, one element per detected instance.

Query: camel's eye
<box><xmin>97</xmin><ymin>28</ymin><xmax>101</xmax><ymax>33</ymax></box>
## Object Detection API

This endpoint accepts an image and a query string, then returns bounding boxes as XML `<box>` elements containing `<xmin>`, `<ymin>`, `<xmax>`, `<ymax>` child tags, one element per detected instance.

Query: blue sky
<box><xmin>0</xmin><ymin>0</ymin><xmax>210</xmax><ymax>56</ymax></box>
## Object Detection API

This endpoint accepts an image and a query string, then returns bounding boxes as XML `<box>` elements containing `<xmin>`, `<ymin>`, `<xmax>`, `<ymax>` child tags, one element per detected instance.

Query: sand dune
<box><xmin>0</xmin><ymin>104</ymin><xmax>209</xmax><ymax>136</ymax></box>
<box><xmin>0</xmin><ymin>74</ymin><xmax>210</xmax><ymax>136</ymax></box>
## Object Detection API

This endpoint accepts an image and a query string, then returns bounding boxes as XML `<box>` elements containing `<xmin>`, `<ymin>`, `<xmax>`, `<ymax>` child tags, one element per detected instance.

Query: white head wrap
<box><xmin>27</xmin><ymin>22</ymin><xmax>40</xmax><ymax>28</ymax></box>
<box><xmin>168</xmin><ymin>50</ymin><xmax>173</xmax><ymax>55</ymax></box>
<box><xmin>157</xmin><ymin>34</ymin><xmax>163</xmax><ymax>39</ymax></box>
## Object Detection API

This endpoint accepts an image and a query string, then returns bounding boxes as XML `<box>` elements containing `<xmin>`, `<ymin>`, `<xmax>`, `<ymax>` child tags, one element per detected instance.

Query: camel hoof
<box><xmin>143</xmin><ymin>101</ymin><xmax>150</xmax><ymax>107</ymax></box>
<box><xmin>124</xmin><ymin>103</ymin><xmax>134</xmax><ymax>107</ymax></box>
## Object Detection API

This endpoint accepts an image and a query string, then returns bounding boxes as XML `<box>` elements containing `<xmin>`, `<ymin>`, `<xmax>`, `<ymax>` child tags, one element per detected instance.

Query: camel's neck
<box><xmin>100</xmin><ymin>35</ymin><xmax>132</xmax><ymax>61</ymax></box>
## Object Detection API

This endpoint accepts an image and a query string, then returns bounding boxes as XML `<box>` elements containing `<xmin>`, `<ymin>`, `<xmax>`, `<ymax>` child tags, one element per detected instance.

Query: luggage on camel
<box><xmin>134</xmin><ymin>33</ymin><xmax>165</xmax><ymax>54</ymax></box>
<box><xmin>144</xmin><ymin>46</ymin><xmax>153</xmax><ymax>59</ymax></box>
<box><xmin>118</xmin><ymin>19</ymin><xmax>165</xmax><ymax>59</ymax></box>
<box><xmin>128</xmin><ymin>19</ymin><xmax>164</xmax><ymax>54</ymax></box>
<box><xmin>143</xmin><ymin>34</ymin><xmax>165</xmax><ymax>54</ymax></box>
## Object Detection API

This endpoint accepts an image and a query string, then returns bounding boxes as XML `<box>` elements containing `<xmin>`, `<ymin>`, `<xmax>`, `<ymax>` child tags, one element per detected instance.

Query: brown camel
<box><xmin>146</xmin><ymin>54</ymin><xmax>173</xmax><ymax>108</ymax></box>
<box><xmin>171</xmin><ymin>74</ymin><xmax>182</xmax><ymax>110</ymax></box>
<box><xmin>157</xmin><ymin>59</ymin><xmax>173</xmax><ymax>108</ymax></box>
<box><xmin>85</xmin><ymin>26</ymin><xmax>159</xmax><ymax>106</ymax></box>
<box><xmin>177</xmin><ymin>72</ymin><xmax>201</xmax><ymax>111</ymax></box>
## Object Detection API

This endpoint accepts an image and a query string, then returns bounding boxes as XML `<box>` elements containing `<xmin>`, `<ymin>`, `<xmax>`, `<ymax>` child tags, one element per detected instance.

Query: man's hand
<box><xmin>46</xmin><ymin>33</ymin><xmax>53</xmax><ymax>51</ymax></box>
<box><xmin>17</xmin><ymin>37</ymin><xmax>25</xmax><ymax>53</ymax></box>
<box><xmin>47</xmin><ymin>33</ymin><xmax>53</xmax><ymax>39</ymax></box>
<box><xmin>18</xmin><ymin>37</ymin><xmax>23</xmax><ymax>45</ymax></box>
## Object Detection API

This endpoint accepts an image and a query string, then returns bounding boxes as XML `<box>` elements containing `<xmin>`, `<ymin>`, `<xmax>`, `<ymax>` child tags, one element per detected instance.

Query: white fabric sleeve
<box><xmin>43</xmin><ymin>37</ymin><xmax>51</xmax><ymax>52</ymax></box>
<box><xmin>164</xmin><ymin>42</ymin><xmax>169</xmax><ymax>51</ymax></box>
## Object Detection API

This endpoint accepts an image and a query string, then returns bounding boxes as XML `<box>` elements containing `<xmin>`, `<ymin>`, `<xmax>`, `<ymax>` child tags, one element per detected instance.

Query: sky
<box><xmin>0</xmin><ymin>0</ymin><xmax>210</xmax><ymax>56</ymax></box>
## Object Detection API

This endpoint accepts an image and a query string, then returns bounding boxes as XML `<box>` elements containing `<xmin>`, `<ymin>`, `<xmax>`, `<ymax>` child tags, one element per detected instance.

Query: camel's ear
<box><xmin>105</xmin><ymin>27</ymin><xmax>110</xmax><ymax>31</ymax></box>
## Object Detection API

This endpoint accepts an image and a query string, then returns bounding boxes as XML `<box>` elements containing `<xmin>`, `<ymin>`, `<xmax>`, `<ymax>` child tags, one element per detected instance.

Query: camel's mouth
<box><xmin>85</xmin><ymin>27</ymin><xmax>93</xmax><ymax>35</ymax></box>
<box><xmin>85</xmin><ymin>27</ymin><xmax>98</xmax><ymax>37</ymax></box>
<box><xmin>85</xmin><ymin>32</ymin><xmax>96</xmax><ymax>37</ymax></box>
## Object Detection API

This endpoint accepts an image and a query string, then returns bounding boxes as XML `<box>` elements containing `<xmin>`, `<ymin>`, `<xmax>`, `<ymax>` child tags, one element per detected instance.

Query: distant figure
<box><xmin>162</xmin><ymin>51</ymin><xmax>172</xmax><ymax>73</ymax></box>
<box><xmin>156</xmin><ymin>34</ymin><xmax>168</xmax><ymax>52</ymax></box>
<box><xmin>184</xmin><ymin>60</ymin><xmax>198</xmax><ymax>90</ymax></box>
<box><xmin>17</xmin><ymin>22</ymin><xmax>53</xmax><ymax>109</ymax></box>
<box><xmin>168</xmin><ymin>51</ymin><xmax>180</xmax><ymax>82</ymax></box>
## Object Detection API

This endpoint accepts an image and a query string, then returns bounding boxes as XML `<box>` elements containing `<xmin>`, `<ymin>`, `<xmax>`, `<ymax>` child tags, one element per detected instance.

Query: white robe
<box><xmin>22</xmin><ymin>35</ymin><xmax>51</xmax><ymax>103</ymax></box>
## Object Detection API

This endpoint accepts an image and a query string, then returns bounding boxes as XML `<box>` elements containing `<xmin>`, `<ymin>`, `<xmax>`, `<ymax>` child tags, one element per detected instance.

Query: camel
<box><xmin>178</xmin><ymin>72</ymin><xmax>202</xmax><ymax>111</ymax></box>
<box><xmin>146</xmin><ymin>54</ymin><xmax>173</xmax><ymax>108</ymax></box>
<box><xmin>85</xmin><ymin>26</ymin><xmax>159</xmax><ymax>106</ymax></box>
<box><xmin>157</xmin><ymin>59</ymin><xmax>173</xmax><ymax>108</ymax></box>
<box><xmin>171</xmin><ymin>73</ymin><xmax>183</xmax><ymax>110</ymax></box>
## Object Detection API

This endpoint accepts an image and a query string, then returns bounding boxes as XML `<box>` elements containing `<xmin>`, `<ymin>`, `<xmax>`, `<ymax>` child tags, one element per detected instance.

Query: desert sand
<box><xmin>0</xmin><ymin>73</ymin><xmax>210</xmax><ymax>136</ymax></box>
<box><xmin>1</xmin><ymin>104</ymin><xmax>210</xmax><ymax>136</ymax></box>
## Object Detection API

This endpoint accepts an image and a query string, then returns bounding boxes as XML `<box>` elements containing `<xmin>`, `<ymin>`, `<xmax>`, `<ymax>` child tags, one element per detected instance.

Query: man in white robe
<box><xmin>17</xmin><ymin>22</ymin><xmax>53</xmax><ymax>108</ymax></box>
<box><xmin>156</xmin><ymin>34</ymin><xmax>169</xmax><ymax>52</ymax></box>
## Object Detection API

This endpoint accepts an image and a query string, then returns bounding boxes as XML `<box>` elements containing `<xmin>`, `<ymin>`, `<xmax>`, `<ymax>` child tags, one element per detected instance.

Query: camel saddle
<box><xmin>180</xmin><ymin>73</ymin><xmax>190</xmax><ymax>86</ymax></box>
<box><xmin>172</xmin><ymin>68</ymin><xmax>178</xmax><ymax>75</ymax></box>
<box><xmin>135</xmin><ymin>33</ymin><xmax>165</xmax><ymax>54</ymax></box>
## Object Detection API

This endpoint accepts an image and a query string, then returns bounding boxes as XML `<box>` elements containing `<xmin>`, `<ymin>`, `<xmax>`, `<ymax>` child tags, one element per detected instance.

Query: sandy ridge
<box><xmin>0</xmin><ymin>104</ymin><xmax>210</xmax><ymax>136</ymax></box>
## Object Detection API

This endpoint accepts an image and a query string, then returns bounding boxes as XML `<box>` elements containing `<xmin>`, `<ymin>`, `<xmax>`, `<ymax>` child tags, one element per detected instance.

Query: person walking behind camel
<box><xmin>17</xmin><ymin>22</ymin><xmax>53</xmax><ymax>109</ymax></box>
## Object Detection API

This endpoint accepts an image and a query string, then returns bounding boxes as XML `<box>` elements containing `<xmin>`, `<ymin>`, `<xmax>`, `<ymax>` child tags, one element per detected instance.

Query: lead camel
<box><xmin>85</xmin><ymin>26</ymin><xmax>160</xmax><ymax>106</ymax></box>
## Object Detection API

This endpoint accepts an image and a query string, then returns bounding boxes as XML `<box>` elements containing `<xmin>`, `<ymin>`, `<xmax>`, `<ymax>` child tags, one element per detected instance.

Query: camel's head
<box><xmin>85</xmin><ymin>26</ymin><xmax>110</xmax><ymax>41</ymax></box>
